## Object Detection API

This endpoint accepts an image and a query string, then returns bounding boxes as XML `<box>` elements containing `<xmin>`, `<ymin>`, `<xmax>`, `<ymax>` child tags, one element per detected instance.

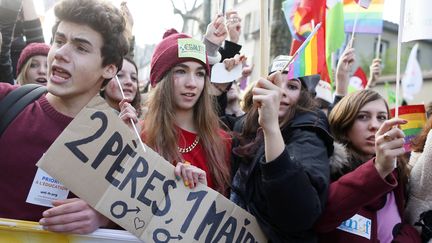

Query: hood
<box><xmin>329</xmin><ymin>142</ymin><xmax>350</xmax><ymax>180</ymax></box>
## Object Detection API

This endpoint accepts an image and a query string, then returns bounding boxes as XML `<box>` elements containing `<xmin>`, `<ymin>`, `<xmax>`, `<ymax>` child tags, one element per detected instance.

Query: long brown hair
<box><xmin>235</xmin><ymin>82</ymin><xmax>317</xmax><ymax>159</ymax></box>
<box><xmin>141</xmin><ymin>69</ymin><xmax>230</xmax><ymax>194</ymax></box>
<box><xmin>411</xmin><ymin>116</ymin><xmax>432</xmax><ymax>153</ymax></box>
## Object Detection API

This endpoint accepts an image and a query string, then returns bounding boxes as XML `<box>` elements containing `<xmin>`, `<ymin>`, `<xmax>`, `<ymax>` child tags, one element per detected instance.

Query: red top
<box><xmin>0</xmin><ymin>83</ymin><xmax>73</xmax><ymax>221</ymax></box>
<box><xmin>177</xmin><ymin>127</ymin><xmax>231</xmax><ymax>191</ymax></box>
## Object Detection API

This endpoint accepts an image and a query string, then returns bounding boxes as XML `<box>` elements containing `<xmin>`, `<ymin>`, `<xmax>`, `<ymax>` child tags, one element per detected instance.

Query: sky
<box><xmin>35</xmin><ymin>0</ymin><xmax>401</xmax><ymax>46</ymax></box>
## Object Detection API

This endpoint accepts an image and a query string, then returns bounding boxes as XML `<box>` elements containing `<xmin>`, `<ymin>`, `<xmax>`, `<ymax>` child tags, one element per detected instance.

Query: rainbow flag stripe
<box><xmin>287</xmin><ymin>27</ymin><xmax>325</xmax><ymax>79</ymax></box>
<box><xmin>343</xmin><ymin>0</ymin><xmax>384</xmax><ymax>34</ymax></box>
<box><xmin>390</xmin><ymin>104</ymin><xmax>427</xmax><ymax>152</ymax></box>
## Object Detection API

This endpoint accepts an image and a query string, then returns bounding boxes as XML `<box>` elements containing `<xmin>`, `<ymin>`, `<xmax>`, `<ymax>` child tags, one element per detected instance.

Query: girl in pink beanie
<box><xmin>16</xmin><ymin>42</ymin><xmax>50</xmax><ymax>85</ymax></box>
<box><xmin>141</xmin><ymin>29</ymin><xmax>231</xmax><ymax>195</ymax></box>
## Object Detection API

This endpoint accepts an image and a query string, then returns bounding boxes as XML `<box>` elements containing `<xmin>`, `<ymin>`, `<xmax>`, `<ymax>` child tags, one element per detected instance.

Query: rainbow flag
<box><xmin>390</xmin><ymin>105</ymin><xmax>427</xmax><ymax>152</ymax></box>
<box><xmin>287</xmin><ymin>27</ymin><xmax>325</xmax><ymax>79</ymax></box>
<box><xmin>343</xmin><ymin>0</ymin><xmax>384</xmax><ymax>34</ymax></box>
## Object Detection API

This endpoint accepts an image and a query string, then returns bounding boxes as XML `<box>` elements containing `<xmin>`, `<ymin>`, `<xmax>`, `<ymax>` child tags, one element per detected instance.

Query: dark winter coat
<box><xmin>230</xmin><ymin>110</ymin><xmax>333</xmax><ymax>242</ymax></box>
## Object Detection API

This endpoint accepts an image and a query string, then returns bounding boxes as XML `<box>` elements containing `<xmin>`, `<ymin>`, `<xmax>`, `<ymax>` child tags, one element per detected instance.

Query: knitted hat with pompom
<box><xmin>150</xmin><ymin>28</ymin><xmax>209</xmax><ymax>87</ymax></box>
<box><xmin>16</xmin><ymin>42</ymin><xmax>50</xmax><ymax>76</ymax></box>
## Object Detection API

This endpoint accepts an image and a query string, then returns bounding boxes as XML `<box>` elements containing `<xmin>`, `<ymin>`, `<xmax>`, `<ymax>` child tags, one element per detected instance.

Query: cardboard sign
<box><xmin>37</xmin><ymin>96</ymin><xmax>266</xmax><ymax>243</ymax></box>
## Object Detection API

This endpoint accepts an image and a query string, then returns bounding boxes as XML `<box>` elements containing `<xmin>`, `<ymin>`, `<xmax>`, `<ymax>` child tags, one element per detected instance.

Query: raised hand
<box><xmin>252</xmin><ymin>71</ymin><xmax>283</xmax><ymax>131</ymax></box>
<box><xmin>118</xmin><ymin>98</ymin><xmax>139</xmax><ymax>130</ymax></box>
<box><xmin>225</xmin><ymin>10</ymin><xmax>242</xmax><ymax>43</ymax></box>
<box><xmin>335</xmin><ymin>47</ymin><xmax>356</xmax><ymax>96</ymax></box>
<box><xmin>223</xmin><ymin>54</ymin><xmax>246</xmax><ymax>71</ymax></box>
<box><xmin>366</xmin><ymin>58</ymin><xmax>382</xmax><ymax>89</ymax></box>
<box><xmin>374</xmin><ymin>118</ymin><xmax>408</xmax><ymax>178</ymax></box>
<box><xmin>204</xmin><ymin>14</ymin><xmax>227</xmax><ymax>46</ymax></box>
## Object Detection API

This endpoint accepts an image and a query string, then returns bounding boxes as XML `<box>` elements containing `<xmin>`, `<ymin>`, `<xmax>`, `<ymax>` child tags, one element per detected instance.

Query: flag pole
<box><xmin>280</xmin><ymin>23</ymin><xmax>322</xmax><ymax>73</ymax></box>
<box><xmin>392</xmin><ymin>0</ymin><xmax>406</xmax><ymax>168</ymax></box>
<box><xmin>115</xmin><ymin>76</ymin><xmax>146</xmax><ymax>153</ymax></box>
<box><xmin>259</xmin><ymin>0</ymin><xmax>269</xmax><ymax>77</ymax></box>
<box><xmin>349</xmin><ymin>12</ymin><xmax>359</xmax><ymax>48</ymax></box>
<box><xmin>375</xmin><ymin>34</ymin><xmax>382</xmax><ymax>59</ymax></box>
<box><xmin>395</xmin><ymin>0</ymin><xmax>406</xmax><ymax>118</ymax></box>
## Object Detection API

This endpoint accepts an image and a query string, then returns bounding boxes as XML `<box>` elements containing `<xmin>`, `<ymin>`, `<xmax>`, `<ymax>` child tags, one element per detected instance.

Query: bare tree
<box><xmin>170</xmin><ymin>0</ymin><xmax>211</xmax><ymax>34</ymax></box>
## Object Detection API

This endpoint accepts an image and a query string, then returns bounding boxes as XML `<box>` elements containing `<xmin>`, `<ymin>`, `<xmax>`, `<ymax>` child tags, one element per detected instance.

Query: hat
<box><xmin>16</xmin><ymin>42</ymin><xmax>50</xmax><ymax>76</ymax></box>
<box><xmin>150</xmin><ymin>28</ymin><xmax>210</xmax><ymax>87</ymax></box>
<box><xmin>269</xmin><ymin>55</ymin><xmax>320</xmax><ymax>94</ymax></box>
<box><xmin>269</xmin><ymin>55</ymin><xmax>292</xmax><ymax>74</ymax></box>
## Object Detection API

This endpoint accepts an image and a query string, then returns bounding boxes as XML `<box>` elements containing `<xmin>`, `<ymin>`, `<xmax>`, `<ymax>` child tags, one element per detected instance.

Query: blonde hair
<box><xmin>141</xmin><ymin>70</ymin><xmax>230</xmax><ymax>194</ymax></box>
<box><xmin>16</xmin><ymin>58</ymin><xmax>34</xmax><ymax>85</ymax></box>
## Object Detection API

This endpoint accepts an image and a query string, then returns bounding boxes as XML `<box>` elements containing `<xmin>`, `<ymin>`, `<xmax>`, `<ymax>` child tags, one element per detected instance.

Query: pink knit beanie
<box><xmin>16</xmin><ymin>42</ymin><xmax>50</xmax><ymax>76</ymax></box>
<box><xmin>150</xmin><ymin>28</ymin><xmax>209</xmax><ymax>87</ymax></box>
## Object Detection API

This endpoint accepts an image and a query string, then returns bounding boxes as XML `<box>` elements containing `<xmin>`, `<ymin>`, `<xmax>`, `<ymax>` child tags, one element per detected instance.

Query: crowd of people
<box><xmin>1</xmin><ymin>0</ymin><xmax>432</xmax><ymax>242</ymax></box>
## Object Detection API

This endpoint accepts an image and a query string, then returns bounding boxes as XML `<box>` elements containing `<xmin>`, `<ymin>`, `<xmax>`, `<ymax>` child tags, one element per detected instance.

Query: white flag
<box><xmin>402</xmin><ymin>0</ymin><xmax>432</xmax><ymax>42</ymax></box>
<box><xmin>402</xmin><ymin>43</ymin><xmax>423</xmax><ymax>101</ymax></box>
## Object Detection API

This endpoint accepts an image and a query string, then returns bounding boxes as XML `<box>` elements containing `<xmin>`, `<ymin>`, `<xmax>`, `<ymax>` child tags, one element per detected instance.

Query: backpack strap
<box><xmin>0</xmin><ymin>84</ymin><xmax>47</xmax><ymax>137</ymax></box>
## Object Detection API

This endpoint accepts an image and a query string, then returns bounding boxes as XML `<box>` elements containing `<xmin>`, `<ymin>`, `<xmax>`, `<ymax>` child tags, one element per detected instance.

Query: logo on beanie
<box><xmin>178</xmin><ymin>38</ymin><xmax>206</xmax><ymax>64</ymax></box>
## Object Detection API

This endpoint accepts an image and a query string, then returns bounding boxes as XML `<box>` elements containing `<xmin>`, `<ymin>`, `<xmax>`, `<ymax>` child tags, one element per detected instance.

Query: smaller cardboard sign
<box><xmin>210</xmin><ymin>62</ymin><xmax>243</xmax><ymax>83</ymax></box>
<box><xmin>178</xmin><ymin>38</ymin><xmax>206</xmax><ymax>64</ymax></box>
<box><xmin>26</xmin><ymin>168</ymin><xmax>69</xmax><ymax>207</ymax></box>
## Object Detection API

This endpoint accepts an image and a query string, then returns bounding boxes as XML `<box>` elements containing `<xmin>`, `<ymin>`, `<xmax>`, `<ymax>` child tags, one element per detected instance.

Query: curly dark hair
<box><xmin>52</xmin><ymin>0</ymin><xmax>129</xmax><ymax>86</ymax></box>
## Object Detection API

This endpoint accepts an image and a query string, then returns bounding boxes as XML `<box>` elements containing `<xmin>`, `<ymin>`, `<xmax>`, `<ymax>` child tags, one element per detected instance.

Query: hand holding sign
<box><xmin>174</xmin><ymin>161</ymin><xmax>207</xmax><ymax>189</ymax></box>
<box><xmin>40</xmin><ymin>198</ymin><xmax>110</xmax><ymax>234</ymax></box>
<box><xmin>211</xmin><ymin>54</ymin><xmax>245</xmax><ymax>84</ymax></box>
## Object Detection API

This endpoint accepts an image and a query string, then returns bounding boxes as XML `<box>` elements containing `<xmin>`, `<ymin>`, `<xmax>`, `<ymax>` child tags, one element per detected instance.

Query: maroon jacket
<box><xmin>0</xmin><ymin>83</ymin><xmax>73</xmax><ymax>222</ymax></box>
<box><xmin>314</xmin><ymin>159</ymin><xmax>420</xmax><ymax>243</ymax></box>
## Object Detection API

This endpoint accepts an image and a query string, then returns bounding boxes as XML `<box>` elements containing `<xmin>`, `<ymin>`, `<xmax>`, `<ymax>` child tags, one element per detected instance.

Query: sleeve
<box><xmin>0</xmin><ymin>83</ymin><xmax>17</xmax><ymax>100</ymax></box>
<box><xmin>219</xmin><ymin>40</ymin><xmax>242</xmax><ymax>61</ymax></box>
<box><xmin>22</xmin><ymin>18</ymin><xmax>45</xmax><ymax>43</ymax></box>
<box><xmin>392</xmin><ymin>223</ymin><xmax>422</xmax><ymax>243</ymax></box>
<box><xmin>258</xmin><ymin>129</ymin><xmax>330</xmax><ymax>232</ymax></box>
<box><xmin>0</xmin><ymin>17</ymin><xmax>17</xmax><ymax>84</ymax></box>
<box><xmin>314</xmin><ymin>159</ymin><xmax>398</xmax><ymax>232</ymax></box>
<box><xmin>328</xmin><ymin>94</ymin><xmax>344</xmax><ymax>114</ymax></box>
<box><xmin>203</xmin><ymin>38</ymin><xmax>222</xmax><ymax>65</ymax></box>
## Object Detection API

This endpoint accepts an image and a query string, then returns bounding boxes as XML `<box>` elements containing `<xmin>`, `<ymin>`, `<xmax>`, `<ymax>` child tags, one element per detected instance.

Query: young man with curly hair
<box><xmin>0</xmin><ymin>0</ymin><xmax>129</xmax><ymax>234</ymax></box>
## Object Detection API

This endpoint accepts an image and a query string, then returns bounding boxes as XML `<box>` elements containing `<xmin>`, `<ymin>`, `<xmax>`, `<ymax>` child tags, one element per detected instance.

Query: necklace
<box><xmin>178</xmin><ymin>136</ymin><xmax>200</xmax><ymax>153</ymax></box>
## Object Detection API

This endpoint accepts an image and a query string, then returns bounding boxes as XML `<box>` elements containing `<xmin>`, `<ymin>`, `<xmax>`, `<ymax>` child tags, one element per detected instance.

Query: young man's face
<box><xmin>47</xmin><ymin>21</ymin><xmax>116</xmax><ymax>100</ymax></box>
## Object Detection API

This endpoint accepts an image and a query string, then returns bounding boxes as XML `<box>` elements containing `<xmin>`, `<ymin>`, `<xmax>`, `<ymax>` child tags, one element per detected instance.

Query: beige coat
<box><xmin>406</xmin><ymin>130</ymin><xmax>432</xmax><ymax>229</ymax></box>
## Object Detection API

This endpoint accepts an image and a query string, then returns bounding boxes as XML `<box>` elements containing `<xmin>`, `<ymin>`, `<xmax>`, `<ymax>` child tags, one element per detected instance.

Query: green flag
<box><xmin>385</xmin><ymin>81</ymin><xmax>396</xmax><ymax>105</ymax></box>
<box><xmin>326</xmin><ymin>0</ymin><xmax>345</xmax><ymax>84</ymax></box>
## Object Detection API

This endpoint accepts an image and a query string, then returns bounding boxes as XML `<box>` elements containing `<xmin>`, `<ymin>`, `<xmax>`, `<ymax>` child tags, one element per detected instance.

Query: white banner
<box><xmin>402</xmin><ymin>0</ymin><xmax>432</xmax><ymax>42</ymax></box>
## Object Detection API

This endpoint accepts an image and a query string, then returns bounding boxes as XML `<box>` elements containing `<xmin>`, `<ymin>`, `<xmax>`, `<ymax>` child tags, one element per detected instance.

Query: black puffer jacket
<box><xmin>230</xmin><ymin>110</ymin><xmax>333</xmax><ymax>242</ymax></box>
